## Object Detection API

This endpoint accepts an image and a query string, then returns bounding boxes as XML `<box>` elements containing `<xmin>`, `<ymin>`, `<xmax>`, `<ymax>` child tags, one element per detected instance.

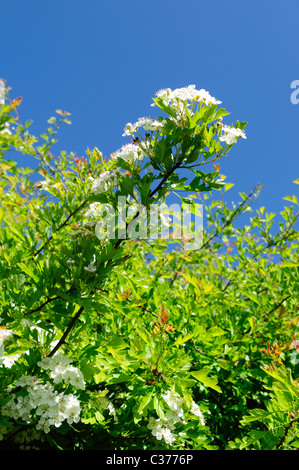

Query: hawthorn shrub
<box><xmin>0</xmin><ymin>81</ymin><xmax>298</xmax><ymax>450</ymax></box>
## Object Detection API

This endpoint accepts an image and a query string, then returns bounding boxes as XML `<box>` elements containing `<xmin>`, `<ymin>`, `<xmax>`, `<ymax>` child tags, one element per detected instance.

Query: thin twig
<box><xmin>47</xmin><ymin>305</ymin><xmax>85</xmax><ymax>357</ymax></box>
<box><xmin>33</xmin><ymin>201</ymin><xmax>86</xmax><ymax>256</ymax></box>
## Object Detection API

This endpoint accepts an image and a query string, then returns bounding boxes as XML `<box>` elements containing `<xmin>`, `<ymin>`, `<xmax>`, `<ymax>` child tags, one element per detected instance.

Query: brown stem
<box><xmin>33</xmin><ymin>201</ymin><xmax>86</xmax><ymax>256</ymax></box>
<box><xmin>47</xmin><ymin>305</ymin><xmax>84</xmax><ymax>357</ymax></box>
<box><xmin>23</xmin><ymin>286</ymin><xmax>76</xmax><ymax>318</ymax></box>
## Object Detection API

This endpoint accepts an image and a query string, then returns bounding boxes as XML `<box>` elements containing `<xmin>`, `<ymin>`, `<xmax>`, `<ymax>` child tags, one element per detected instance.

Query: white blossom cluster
<box><xmin>37</xmin><ymin>352</ymin><xmax>85</xmax><ymax>389</ymax></box>
<box><xmin>111</xmin><ymin>142</ymin><xmax>145</xmax><ymax>162</ymax></box>
<box><xmin>122</xmin><ymin>117</ymin><xmax>165</xmax><ymax>136</ymax></box>
<box><xmin>88</xmin><ymin>168</ymin><xmax>120</xmax><ymax>195</ymax></box>
<box><xmin>147</xmin><ymin>416</ymin><xmax>177</xmax><ymax>445</ymax></box>
<box><xmin>0</xmin><ymin>328</ymin><xmax>14</xmax><ymax>343</ymax></box>
<box><xmin>2</xmin><ymin>375</ymin><xmax>82</xmax><ymax>433</ymax></box>
<box><xmin>84</xmin><ymin>202</ymin><xmax>101</xmax><ymax>220</ymax></box>
<box><xmin>190</xmin><ymin>401</ymin><xmax>205</xmax><ymax>426</ymax></box>
<box><xmin>151</xmin><ymin>85</ymin><xmax>246</xmax><ymax>144</ymax></box>
<box><xmin>152</xmin><ymin>85</ymin><xmax>222</xmax><ymax>108</ymax></box>
<box><xmin>147</xmin><ymin>390</ymin><xmax>205</xmax><ymax>446</ymax></box>
<box><xmin>84</xmin><ymin>261</ymin><xmax>97</xmax><ymax>273</ymax></box>
<box><xmin>219</xmin><ymin>124</ymin><xmax>247</xmax><ymax>145</ymax></box>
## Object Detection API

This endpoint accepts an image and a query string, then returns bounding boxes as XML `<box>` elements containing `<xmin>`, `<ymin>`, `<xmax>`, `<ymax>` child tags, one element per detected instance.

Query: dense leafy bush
<box><xmin>0</xmin><ymin>81</ymin><xmax>298</xmax><ymax>450</ymax></box>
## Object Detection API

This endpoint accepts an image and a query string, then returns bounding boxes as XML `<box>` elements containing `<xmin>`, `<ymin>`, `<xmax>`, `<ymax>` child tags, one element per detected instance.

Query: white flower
<box><xmin>88</xmin><ymin>169</ymin><xmax>120</xmax><ymax>195</ymax></box>
<box><xmin>111</xmin><ymin>142</ymin><xmax>144</xmax><ymax>162</ymax></box>
<box><xmin>147</xmin><ymin>416</ymin><xmax>177</xmax><ymax>446</ymax></box>
<box><xmin>122</xmin><ymin>117</ymin><xmax>164</xmax><ymax>136</ymax></box>
<box><xmin>15</xmin><ymin>376</ymin><xmax>40</xmax><ymax>388</ymax></box>
<box><xmin>122</xmin><ymin>122</ymin><xmax>138</xmax><ymax>136</ymax></box>
<box><xmin>139</xmin><ymin>117</ymin><xmax>164</xmax><ymax>132</ymax></box>
<box><xmin>84</xmin><ymin>262</ymin><xmax>97</xmax><ymax>273</ymax></box>
<box><xmin>36</xmin><ymin>417</ymin><xmax>51</xmax><ymax>434</ymax></box>
<box><xmin>153</xmin><ymin>85</ymin><xmax>221</xmax><ymax>107</ymax></box>
<box><xmin>161</xmin><ymin>427</ymin><xmax>176</xmax><ymax>445</ymax></box>
<box><xmin>84</xmin><ymin>202</ymin><xmax>101</xmax><ymax>220</ymax></box>
<box><xmin>107</xmin><ymin>401</ymin><xmax>117</xmax><ymax>418</ymax></box>
<box><xmin>38</xmin><ymin>353</ymin><xmax>86</xmax><ymax>390</ymax></box>
<box><xmin>162</xmin><ymin>390</ymin><xmax>185</xmax><ymax>417</ymax></box>
<box><xmin>219</xmin><ymin>125</ymin><xmax>247</xmax><ymax>145</ymax></box>
<box><xmin>0</xmin><ymin>328</ymin><xmax>14</xmax><ymax>342</ymax></box>
<box><xmin>38</xmin><ymin>352</ymin><xmax>72</xmax><ymax>370</ymax></box>
<box><xmin>1</xmin><ymin>353</ymin><xmax>22</xmax><ymax>368</ymax></box>
<box><xmin>2</xmin><ymin>370</ymin><xmax>82</xmax><ymax>434</ymax></box>
<box><xmin>147</xmin><ymin>390</ymin><xmax>189</xmax><ymax>446</ymax></box>
<box><xmin>190</xmin><ymin>401</ymin><xmax>205</xmax><ymax>426</ymax></box>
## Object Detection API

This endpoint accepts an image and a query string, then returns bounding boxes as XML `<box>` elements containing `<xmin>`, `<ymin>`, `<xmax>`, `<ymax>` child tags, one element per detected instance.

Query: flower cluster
<box><xmin>190</xmin><ymin>401</ymin><xmax>205</xmax><ymax>426</ymax></box>
<box><xmin>122</xmin><ymin>117</ymin><xmax>165</xmax><ymax>136</ymax></box>
<box><xmin>88</xmin><ymin>168</ymin><xmax>120</xmax><ymax>195</ymax></box>
<box><xmin>0</xmin><ymin>328</ymin><xmax>14</xmax><ymax>343</ymax></box>
<box><xmin>38</xmin><ymin>352</ymin><xmax>86</xmax><ymax>390</ymax></box>
<box><xmin>84</xmin><ymin>202</ymin><xmax>101</xmax><ymax>220</ymax></box>
<box><xmin>153</xmin><ymin>85</ymin><xmax>222</xmax><ymax>108</ymax></box>
<box><xmin>219</xmin><ymin>124</ymin><xmax>247</xmax><ymax>145</ymax></box>
<box><xmin>111</xmin><ymin>142</ymin><xmax>145</xmax><ymax>162</ymax></box>
<box><xmin>147</xmin><ymin>390</ymin><xmax>205</xmax><ymax>446</ymax></box>
<box><xmin>147</xmin><ymin>416</ymin><xmax>177</xmax><ymax>446</ymax></box>
<box><xmin>2</xmin><ymin>375</ymin><xmax>82</xmax><ymax>433</ymax></box>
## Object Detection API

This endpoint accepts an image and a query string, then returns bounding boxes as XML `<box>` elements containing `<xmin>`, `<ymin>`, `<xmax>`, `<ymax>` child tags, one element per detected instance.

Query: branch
<box><xmin>199</xmin><ymin>183</ymin><xmax>263</xmax><ymax>251</ymax></box>
<box><xmin>264</xmin><ymin>294</ymin><xmax>292</xmax><ymax>317</ymax></box>
<box><xmin>100</xmin><ymin>288</ymin><xmax>158</xmax><ymax>318</ymax></box>
<box><xmin>33</xmin><ymin>200</ymin><xmax>86</xmax><ymax>256</ymax></box>
<box><xmin>23</xmin><ymin>286</ymin><xmax>76</xmax><ymax>318</ymax></box>
<box><xmin>113</xmin><ymin>158</ymin><xmax>184</xmax><ymax>251</ymax></box>
<box><xmin>47</xmin><ymin>305</ymin><xmax>85</xmax><ymax>357</ymax></box>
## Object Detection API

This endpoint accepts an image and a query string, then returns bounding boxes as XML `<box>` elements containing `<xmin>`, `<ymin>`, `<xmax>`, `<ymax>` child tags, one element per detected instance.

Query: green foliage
<box><xmin>0</xmin><ymin>82</ymin><xmax>298</xmax><ymax>450</ymax></box>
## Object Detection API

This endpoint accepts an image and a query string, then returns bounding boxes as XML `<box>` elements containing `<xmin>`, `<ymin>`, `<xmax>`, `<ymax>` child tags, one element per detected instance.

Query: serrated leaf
<box><xmin>283</xmin><ymin>195</ymin><xmax>298</xmax><ymax>205</ymax></box>
<box><xmin>173</xmin><ymin>333</ymin><xmax>194</xmax><ymax>347</ymax></box>
<box><xmin>17</xmin><ymin>262</ymin><xmax>39</xmax><ymax>283</ymax></box>
<box><xmin>190</xmin><ymin>369</ymin><xmax>221</xmax><ymax>392</ymax></box>
<box><xmin>240</xmin><ymin>409</ymin><xmax>272</xmax><ymax>424</ymax></box>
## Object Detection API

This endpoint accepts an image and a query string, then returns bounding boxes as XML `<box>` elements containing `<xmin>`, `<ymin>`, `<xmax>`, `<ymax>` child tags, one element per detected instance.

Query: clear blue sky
<box><xmin>1</xmin><ymin>0</ymin><xmax>299</xmax><ymax>227</ymax></box>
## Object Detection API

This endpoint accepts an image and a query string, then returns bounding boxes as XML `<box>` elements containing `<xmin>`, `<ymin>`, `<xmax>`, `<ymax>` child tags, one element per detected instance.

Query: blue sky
<box><xmin>1</xmin><ymin>0</ymin><xmax>299</xmax><ymax>228</ymax></box>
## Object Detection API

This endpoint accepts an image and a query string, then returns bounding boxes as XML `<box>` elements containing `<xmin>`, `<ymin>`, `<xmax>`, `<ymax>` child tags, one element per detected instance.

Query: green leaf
<box><xmin>153</xmin><ymin>396</ymin><xmax>165</xmax><ymax>419</ymax></box>
<box><xmin>173</xmin><ymin>333</ymin><xmax>194</xmax><ymax>347</ymax></box>
<box><xmin>136</xmin><ymin>327</ymin><xmax>152</xmax><ymax>346</ymax></box>
<box><xmin>152</xmin><ymin>98</ymin><xmax>177</xmax><ymax>118</ymax></box>
<box><xmin>190</xmin><ymin>369</ymin><xmax>221</xmax><ymax>392</ymax></box>
<box><xmin>240</xmin><ymin>409</ymin><xmax>272</xmax><ymax>424</ymax></box>
<box><xmin>137</xmin><ymin>393</ymin><xmax>152</xmax><ymax>416</ymax></box>
<box><xmin>17</xmin><ymin>262</ymin><xmax>39</xmax><ymax>283</ymax></box>
<box><xmin>283</xmin><ymin>195</ymin><xmax>298</xmax><ymax>205</ymax></box>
